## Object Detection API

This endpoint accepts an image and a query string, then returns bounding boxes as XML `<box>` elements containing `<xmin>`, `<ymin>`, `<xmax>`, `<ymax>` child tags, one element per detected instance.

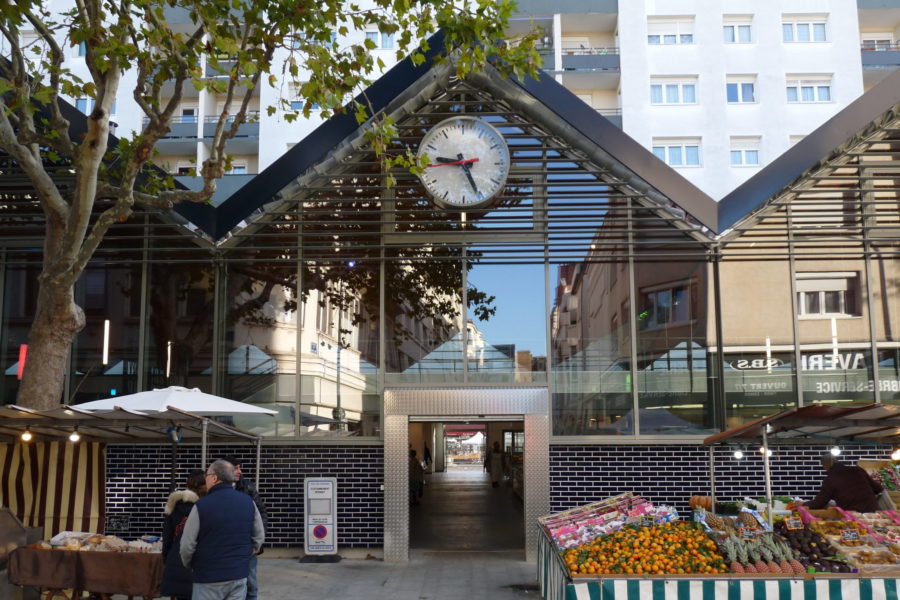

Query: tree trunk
<box><xmin>17</xmin><ymin>282</ymin><xmax>85</xmax><ymax>410</ymax></box>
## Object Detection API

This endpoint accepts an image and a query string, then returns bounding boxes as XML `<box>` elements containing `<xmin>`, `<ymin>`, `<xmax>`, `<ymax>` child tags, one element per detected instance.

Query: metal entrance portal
<box><xmin>383</xmin><ymin>387</ymin><xmax>549</xmax><ymax>562</ymax></box>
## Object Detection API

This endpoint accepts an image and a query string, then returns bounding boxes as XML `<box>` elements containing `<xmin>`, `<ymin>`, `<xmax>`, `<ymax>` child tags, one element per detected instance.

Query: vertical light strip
<box><xmin>102</xmin><ymin>319</ymin><xmax>110</xmax><ymax>365</ymax></box>
<box><xmin>831</xmin><ymin>317</ymin><xmax>839</xmax><ymax>360</ymax></box>
<box><xmin>765</xmin><ymin>336</ymin><xmax>772</xmax><ymax>374</ymax></box>
<box><xmin>166</xmin><ymin>341</ymin><xmax>172</xmax><ymax>378</ymax></box>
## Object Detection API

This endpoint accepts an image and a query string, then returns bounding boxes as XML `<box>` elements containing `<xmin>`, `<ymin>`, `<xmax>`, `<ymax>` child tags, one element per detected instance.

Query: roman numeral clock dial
<box><xmin>416</xmin><ymin>116</ymin><xmax>510</xmax><ymax>210</ymax></box>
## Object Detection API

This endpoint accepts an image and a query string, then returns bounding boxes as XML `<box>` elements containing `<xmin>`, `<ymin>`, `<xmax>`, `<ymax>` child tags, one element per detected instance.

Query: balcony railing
<box><xmin>561</xmin><ymin>46</ymin><xmax>619</xmax><ymax>56</ymax></box>
<box><xmin>861</xmin><ymin>42</ymin><xmax>900</xmax><ymax>51</ymax></box>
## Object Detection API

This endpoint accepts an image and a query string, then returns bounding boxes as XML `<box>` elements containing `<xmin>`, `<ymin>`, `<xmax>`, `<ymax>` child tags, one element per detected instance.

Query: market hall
<box><xmin>1</xmin><ymin>29</ymin><xmax>900</xmax><ymax>576</ymax></box>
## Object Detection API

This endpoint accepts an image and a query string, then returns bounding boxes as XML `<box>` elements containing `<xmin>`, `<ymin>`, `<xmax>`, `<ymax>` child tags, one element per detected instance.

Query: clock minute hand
<box><xmin>457</xmin><ymin>153</ymin><xmax>480</xmax><ymax>195</ymax></box>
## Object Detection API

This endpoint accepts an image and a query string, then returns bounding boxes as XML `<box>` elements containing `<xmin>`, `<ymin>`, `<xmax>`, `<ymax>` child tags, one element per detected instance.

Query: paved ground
<box><xmin>259</xmin><ymin>551</ymin><xmax>541</xmax><ymax>600</ymax></box>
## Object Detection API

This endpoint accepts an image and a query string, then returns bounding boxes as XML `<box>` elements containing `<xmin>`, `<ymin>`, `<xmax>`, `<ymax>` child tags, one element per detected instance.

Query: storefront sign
<box><xmin>801</xmin><ymin>352</ymin><xmax>865</xmax><ymax>371</ymax></box>
<box><xmin>304</xmin><ymin>477</ymin><xmax>337</xmax><ymax>554</ymax></box>
<box><xmin>728</xmin><ymin>358</ymin><xmax>785</xmax><ymax>371</ymax></box>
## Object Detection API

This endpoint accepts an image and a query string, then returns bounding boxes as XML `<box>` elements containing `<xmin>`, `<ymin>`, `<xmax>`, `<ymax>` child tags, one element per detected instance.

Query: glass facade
<box><xmin>1</xmin><ymin>78</ymin><xmax>897</xmax><ymax>443</ymax></box>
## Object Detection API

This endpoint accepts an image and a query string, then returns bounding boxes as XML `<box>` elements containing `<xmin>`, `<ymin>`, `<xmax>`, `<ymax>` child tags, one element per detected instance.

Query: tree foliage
<box><xmin>0</xmin><ymin>0</ymin><xmax>538</xmax><ymax>409</ymax></box>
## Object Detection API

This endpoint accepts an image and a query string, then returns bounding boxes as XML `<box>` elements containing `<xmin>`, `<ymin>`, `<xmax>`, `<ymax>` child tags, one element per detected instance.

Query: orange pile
<box><xmin>562</xmin><ymin>521</ymin><xmax>727</xmax><ymax>576</ymax></box>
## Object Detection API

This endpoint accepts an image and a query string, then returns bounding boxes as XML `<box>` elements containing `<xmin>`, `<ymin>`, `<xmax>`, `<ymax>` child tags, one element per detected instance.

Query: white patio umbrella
<box><xmin>74</xmin><ymin>385</ymin><xmax>277</xmax><ymax>416</ymax></box>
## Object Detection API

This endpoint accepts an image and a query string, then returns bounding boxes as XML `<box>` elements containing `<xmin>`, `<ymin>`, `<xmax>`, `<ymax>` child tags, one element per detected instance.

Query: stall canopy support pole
<box><xmin>255</xmin><ymin>437</ymin><xmax>262</xmax><ymax>489</ymax></box>
<box><xmin>708</xmin><ymin>446</ymin><xmax>716</xmax><ymax>508</ymax></box>
<box><xmin>762</xmin><ymin>428</ymin><xmax>774</xmax><ymax>527</ymax></box>
<box><xmin>201</xmin><ymin>418</ymin><xmax>208</xmax><ymax>469</ymax></box>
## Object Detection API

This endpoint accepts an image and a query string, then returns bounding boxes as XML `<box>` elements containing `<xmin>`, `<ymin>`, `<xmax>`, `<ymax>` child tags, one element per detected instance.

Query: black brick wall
<box><xmin>105</xmin><ymin>444</ymin><xmax>384</xmax><ymax>548</ymax></box>
<box><xmin>550</xmin><ymin>444</ymin><xmax>893</xmax><ymax>517</ymax></box>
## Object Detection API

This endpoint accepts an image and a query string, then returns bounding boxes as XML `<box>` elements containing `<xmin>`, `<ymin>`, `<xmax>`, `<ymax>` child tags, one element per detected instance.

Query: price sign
<box><xmin>840</xmin><ymin>528</ymin><xmax>860</xmax><ymax>542</ymax></box>
<box><xmin>739</xmin><ymin>526</ymin><xmax>757</xmax><ymax>540</ymax></box>
<box><xmin>785</xmin><ymin>517</ymin><xmax>803</xmax><ymax>530</ymax></box>
<box><xmin>641</xmin><ymin>515</ymin><xmax>655</xmax><ymax>528</ymax></box>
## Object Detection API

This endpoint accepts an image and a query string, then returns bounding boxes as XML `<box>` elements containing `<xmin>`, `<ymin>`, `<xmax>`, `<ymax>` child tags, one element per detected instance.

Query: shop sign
<box><xmin>784</xmin><ymin>517</ymin><xmax>803</xmax><ymax>530</ymax></box>
<box><xmin>801</xmin><ymin>352</ymin><xmax>865</xmax><ymax>371</ymax></box>
<box><xmin>727</xmin><ymin>358</ymin><xmax>785</xmax><ymax>371</ymax></box>
<box><xmin>739</xmin><ymin>526</ymin><xmax>756</xmax><ymax>540</ymax></box>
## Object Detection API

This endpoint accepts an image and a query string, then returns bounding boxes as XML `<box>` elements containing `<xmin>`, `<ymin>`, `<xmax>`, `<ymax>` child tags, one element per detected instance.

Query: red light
<box><xmin>17</xmin><ymin>345</ymin><xmax>27</xmax><ymax>380</ymax></box>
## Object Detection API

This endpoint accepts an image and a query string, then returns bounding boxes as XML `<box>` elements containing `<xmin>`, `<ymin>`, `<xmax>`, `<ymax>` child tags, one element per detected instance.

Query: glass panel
<box><xmin>818</xmin><ymin>86</ymin><xmax>831</xmax><ymax>101</ymax></box>
<box><xmin>685</xmin><ymin>146</ymin><xmax>700</xmax><ymax>165</ymax></box>
<box><xmin>668</xmin><ymin>146</ymin><xmax>682</xmax><ymax>166</ymax></box>
<box><xmin>70</xmin><ymin>264</ymin><xmax>142</xmax><ymax>403</ymax></box>
<box><xmin>787</xmin><ymin>87</ymin><xmax>798</xmax><ymax>102</ymax></box>
<box><xmin>721</xmin><ymin>260</ymin><xmax>796</xmax><ymax>428</ymax></box>
<box><xmin>653</xmin><ymin>147</ymin><xmax>666</xmax><ymax>161</ymax></box>
<box><xmin>726</xmin><ymin>83</ymin><xmax>738</xmax><ymax>103</ymax></box>
<box><xmin>813</xmin><ymin>23</ymin><xmax>826</xmax><ymax>41</ymax></box>
<box><xmin>648</xmin><ymin>35</ymin><xmax>660</xmax><ymax>44</ymax></box>
<box><xmin>797</xmin><ymin>24</ymin><xmax>810</xmax><ymax>42</ymax></box>
<box><xmin>803</xmin><ymin>291</ymin><xmax>820</xmax><ymax>314</ymax></box>
<box><xmin>465</xmin><ymin>264</ymin><xmax>547</xmax><ymax>384</ymax></box>
<box><xmin>665</xmin><ymin>84</ymin><xmax>679</xmax><ymax>103</ymax></box>
<box><xmin>741</xmin><ymin>83</ymin><xmax>755</xmax><ymax>102</ymax></box>
<box><xmin>824</xmin><ymin>290</ymin><xmax>842</xmax><ymax>314</ymax></box>
<box><xmin>682</xmin><ymin>85</ymin><xmax>696</xmax><ymax>103</ymax></box>
<box><xmin>1</xmin><ymin>261</ymin><xmax>40</xmax><ymax>405</ymax></box>
<box><xmin>783</xmin><ymin>24</ymin><xmax>793</xmax><ymax>42</ymax></box>
<box><xmin>724</xmin><ymin>26</ymin><xmax>735</xmax><ymax>43</ymax></box>
<box><xmin>745</xmin><ymin>150</ymin><xmax>759</xmax><ymax>165</ymax></box>
<box><xmin>634</xmin><ymin>214</ymin><xmax>715</xmax><ymax>435</ymax></box>
<box><xmin>650</xmin><ymin>85</ymin><xmax>663</xmax><ymax>104</ymax></box>
<box><xmin>680</xmin><ymin>34</ymin><xmax>693</xmax><ymax>43</ymax></box>
<box><xmin>801</xmin><ymin>86</ymin><xmax>815</xmax><ymax>102</ymax></box>
<box><xmin>730</xmin><ymin>150</ymin><xmax>742</xmax><ymax>165</ymax></box>
<box><xmin>552</xmin><ymin>203</ymin><xmax>634</xmax><ymax>435</ymax></box>
<box><xmin>664</xmin><ymin>34</ymin><xmax>677</xmax><ymax>44</ymax></box>
<box><xmin>738</xmin><ymin>26</ymin><xmax>751</xmax><ymax>43</ymax></box>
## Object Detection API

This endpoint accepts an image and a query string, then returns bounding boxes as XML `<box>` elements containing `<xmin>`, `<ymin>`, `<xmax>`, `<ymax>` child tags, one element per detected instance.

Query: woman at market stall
<box><xmin>160</xmin><ymin>470</ymin><xmax>207</xmax><ymax>600</ymax></box>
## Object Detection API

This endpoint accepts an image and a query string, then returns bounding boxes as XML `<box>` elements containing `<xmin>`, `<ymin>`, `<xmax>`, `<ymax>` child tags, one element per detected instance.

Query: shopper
<box><xmin>180</xmin><ymin>460</ymin><xmax>264</xmax><ymax>600</ymax></box>
<box><xmin>805</xmin><ymin>453</ymin><xmax>884</xmax><ymax>513</ymax></box>
<box><xmin>161</xmin><ymin>469</ymin><xmax>207</xmax><ymax>600</ymax></box>
<box><xmin>423</xmin><ymin>444</ymin><xmax>432</xmax><ymax>467</ymax></box>
<box><xmin>409</xmin><ymin>449</ymin><xmax>425</xmax><ymax>505</ymax></box>
<box><xmin>221</xmin><ymin>456</ymin><xmax>268</xmax><ymax>600</ymax></box>
<box><xmin>487</xmin><ymin>441</ymin><xmax>503</xmax><ymax>488</ymax></box>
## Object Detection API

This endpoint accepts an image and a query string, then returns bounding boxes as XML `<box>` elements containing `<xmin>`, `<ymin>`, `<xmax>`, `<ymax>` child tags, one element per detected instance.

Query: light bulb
<box><xmin>759</xmin><ymin>446</ymin><xmax>772</xmax><ymax>457</ymax></box>
<box><xmin>733</xmin><ymin>450</ymin><xmax>744</xmax><ymax>459</ymax></box>
<box><xmin>892</xmin><ymin>448</ymin><xmax>900</xmax><ymax>461</ymax></box>
<box><xmin>830</xmin><ymin>446</ymin><xmax>841</xmax><ymax>456</ymax></box>
<box><xmin>21</xmin><ymin>430</ymin><xmax>32</xmax><ymax>442</ymax></box>
<box><xmin>69</xmin><ymin>430</ymin><xmax>80</xmax><ymax>442</ymax></box>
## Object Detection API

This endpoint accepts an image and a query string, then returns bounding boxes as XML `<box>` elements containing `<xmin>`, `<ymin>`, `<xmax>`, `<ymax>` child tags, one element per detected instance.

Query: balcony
<box><xmin>561</xmin><ymin>46</ymin><xmax>620</xmax><ymax>71</ymax></box>
<box><xmin>595</xmin><ymin>108</ymin><xmax>622</xmax><ymax>129</ymax></box>
<box><xmin>202</xmin><ymin>113</ymin><xmax>260</xmax><ymax>139</ymax></box>
<box><xmin>861</xmin><ymin>42</ymin><xmax>900</xmax><ymax>88</ymax></box>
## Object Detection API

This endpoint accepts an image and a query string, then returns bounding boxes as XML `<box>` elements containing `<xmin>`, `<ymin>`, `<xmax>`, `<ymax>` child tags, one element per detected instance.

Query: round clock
<box><xmin>416</xmin><ymin>116</ymin><xmax>510</xmax><ymax>210</ymax></box>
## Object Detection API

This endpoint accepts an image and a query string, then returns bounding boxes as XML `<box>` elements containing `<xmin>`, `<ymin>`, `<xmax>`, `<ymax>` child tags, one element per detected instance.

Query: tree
<box><xmin>0</xmin><ymin>0</ymin><xmax>539</xmax><ymax>409</ymax></box>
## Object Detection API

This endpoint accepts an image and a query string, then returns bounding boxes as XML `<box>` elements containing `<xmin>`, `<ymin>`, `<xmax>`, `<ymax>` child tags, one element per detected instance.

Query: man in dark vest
<box><xmin>180</xmin><ymin>460</ymin><xmax>265</xmax><ymax>600</ymax></box>
<box><xmin>806</xmin><ymin>453</ymin><xmax>884</xmax><ymax>513</ymax></box>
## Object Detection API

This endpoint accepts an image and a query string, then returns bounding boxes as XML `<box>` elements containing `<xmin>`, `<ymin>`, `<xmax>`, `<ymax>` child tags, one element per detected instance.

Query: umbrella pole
<box><xmin>708</xmin><ymin>446</ymin><xmax>716</xmax><ymax>509</ymax></box>
<box><xmin>170</xmin><ymin>441</ymin><xmax>178</xmax><ymax>493</ymax></box>
<box><xmin>201</xmin><ymin>418</ymin><xmax>208</xmax><ymax>469</ymax></box>
<box><xmin>255</xmin><ymin>437</ymin><xmax>262</xmax><ymax>489</ymax></box>
<box><xmin>762</xmin><ymin>428</ymin><xmax>774</xmax><ymax>527</ymax></box>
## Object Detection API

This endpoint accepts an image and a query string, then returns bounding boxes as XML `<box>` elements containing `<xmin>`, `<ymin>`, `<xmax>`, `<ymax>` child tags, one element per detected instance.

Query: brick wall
<box><xmin>105</xmin><ymin>444</ymin><xmax>384</xmax><ymax>547</ymax></box>
<box><xmin>550</xmin><ymin>444</ymin><xmax>893</xmax><ymax>516</ymax></box>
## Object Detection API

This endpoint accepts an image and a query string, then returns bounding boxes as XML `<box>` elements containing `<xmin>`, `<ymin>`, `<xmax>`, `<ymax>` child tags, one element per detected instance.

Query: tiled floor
<box><xmin>259</xmin><ymin>467</ymin><xmax>538</xmax><ymax>599</ymax></box>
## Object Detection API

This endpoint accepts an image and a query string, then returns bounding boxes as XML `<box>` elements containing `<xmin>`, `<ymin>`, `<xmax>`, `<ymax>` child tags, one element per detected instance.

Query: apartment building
<box><xmin>510</xmin><ymin>0</ymin><xmax>900</xmax><ymax>199</ymax></box>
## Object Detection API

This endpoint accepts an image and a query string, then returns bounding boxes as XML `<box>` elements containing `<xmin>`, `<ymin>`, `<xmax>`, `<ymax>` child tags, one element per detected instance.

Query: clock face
<box><xmin>416</xmin><ymin>116</ymin><xmax>510</xmax><ymax>210</ymax></box>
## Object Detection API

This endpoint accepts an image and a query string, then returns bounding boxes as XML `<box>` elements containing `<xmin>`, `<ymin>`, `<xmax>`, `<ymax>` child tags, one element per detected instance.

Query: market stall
<box><xmin>0</xmin><ymin>403</ymin><xmax>262</xmax><ymax>599</ymax></box>
<box><xmin>538</xmin><ymin>404</ymin><xmax>900</xmax><ymax>600</ymax></box>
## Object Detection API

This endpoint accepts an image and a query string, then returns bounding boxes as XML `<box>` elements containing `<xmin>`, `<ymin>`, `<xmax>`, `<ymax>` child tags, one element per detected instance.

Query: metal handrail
<box><xmin>141</xmin><ymin>112</ymin><xmax>260</xmax><ymax>127</ymax></box>
<box><xmin>861</xmin><ymin>42</ymin><xmax>900</xmax><ymax>51</ymax></box>
<box><xmin>595</xmin><ymin>108</ymin><xmax>622</xmax><ymax>116</ymax></box>
<box><xmin>561</xmin><ymin>46</ymin><xmax>620</xmax><ymax>56</ymax></box>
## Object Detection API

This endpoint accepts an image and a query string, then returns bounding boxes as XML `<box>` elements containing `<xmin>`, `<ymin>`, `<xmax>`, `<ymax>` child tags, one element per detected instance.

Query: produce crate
<box><xmin>807</xmin><ymin>507</ymin><xmax>843</xmax><ymax>520</ymax></box>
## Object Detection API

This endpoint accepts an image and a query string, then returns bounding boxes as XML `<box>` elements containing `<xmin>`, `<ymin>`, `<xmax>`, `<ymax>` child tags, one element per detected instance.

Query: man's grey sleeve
<box><xmin>180</xmin><ymin>505</ymin><xmax>201</xmax><ymax>567</ymax></box>
<box><xmin>251</xmin><ymin>505</ymin><xmax>265</xmax><ymax>553</ymax></box>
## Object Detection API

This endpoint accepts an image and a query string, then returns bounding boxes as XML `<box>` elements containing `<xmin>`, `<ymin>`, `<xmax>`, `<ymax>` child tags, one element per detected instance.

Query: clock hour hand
<box><xmin>457</xmin><ymin>153</ymin><xmax>480</xmax><ymax>195</ymax></box>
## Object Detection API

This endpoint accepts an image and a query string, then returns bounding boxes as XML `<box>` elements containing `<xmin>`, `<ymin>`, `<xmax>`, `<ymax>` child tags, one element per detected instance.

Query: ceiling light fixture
<box><xmin>21</xmin><ymin>429</ymin><xmax>33</xmax><ymax>442</ymax></box>
<box><xmin>69</xmin><ymin>426</ymin><xmax>80</xmax><ymax>443</ymax></box>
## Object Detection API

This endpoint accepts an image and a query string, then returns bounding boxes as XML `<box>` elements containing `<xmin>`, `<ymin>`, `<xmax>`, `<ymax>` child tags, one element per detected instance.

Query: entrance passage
<box><xmin>409</xmin><ymin>421</ymin><xmax>524</xmax><ymax>552</ymax></box>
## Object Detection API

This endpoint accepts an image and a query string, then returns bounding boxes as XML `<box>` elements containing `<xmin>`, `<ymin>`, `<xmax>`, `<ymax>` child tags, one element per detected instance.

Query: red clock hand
<box><xmin>426</xmin><ymin>157</ymin><xmax>480</xmax><ymax>168</ymax></box>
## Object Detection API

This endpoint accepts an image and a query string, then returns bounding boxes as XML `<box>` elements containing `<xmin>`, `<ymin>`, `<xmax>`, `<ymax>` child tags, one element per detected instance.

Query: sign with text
<box><xmin>785</xmin><ymin>517</ymin><xmax>803</xmax><ymax>531</ymax></box>
<box><xmin>304</xmin><ymin>477</ymin><xmax>337</xmax><ymax>555</ymax></box>
<box><xmin>840</xmin><ymin>528</ymin><xmax>861</xmax><ymax>543</ymax></box>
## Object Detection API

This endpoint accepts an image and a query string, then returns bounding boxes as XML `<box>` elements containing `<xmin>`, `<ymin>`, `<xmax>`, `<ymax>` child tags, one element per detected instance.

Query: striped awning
<box><xmin>0</xmin><ymin>441</ymin><xmax>104</xmax><ymax>536</ymax></box>
<box><xmin>567</xmin><ymin>578</ymin><xmax>900</xmax><ymax>600</ymax></box>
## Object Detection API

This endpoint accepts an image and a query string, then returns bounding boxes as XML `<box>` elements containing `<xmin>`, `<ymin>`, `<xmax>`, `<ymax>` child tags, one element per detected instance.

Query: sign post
<box><xmin>304</xmin><ymin>477</ymin><xmax>338</xmax><ymax>556</ymax></box>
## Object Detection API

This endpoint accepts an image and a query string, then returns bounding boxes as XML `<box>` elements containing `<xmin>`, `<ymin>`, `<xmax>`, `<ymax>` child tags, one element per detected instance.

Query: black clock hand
<box><xmin>458</xmin><ymin>153</ymin><xmax>479</xmax><ymax>194</ymax></box>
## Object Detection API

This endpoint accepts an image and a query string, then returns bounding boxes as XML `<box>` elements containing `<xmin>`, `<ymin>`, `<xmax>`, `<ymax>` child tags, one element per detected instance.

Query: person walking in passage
<box><xmin>487</xmin><ymin>441</ymin><xmax>504</xmax><ymax>488</ymax></box>
<box><xmin>161</xmin><ymin>469</ymin><xmax>207</xmax><ymax>600</ymax></box>
<box><xmin>409</xmin><ymin>449</ymin><xmax>425</xmax><ymax>505</ymax></box>
<box><xmin>180</xmin><ymin>460</ymin><xmax>264</xmax><ymax>600</ymax></box>
<box><xmin>221</xmin><ymin>456</ymin><xmax>269</xmax><ymax>600</ymax></box>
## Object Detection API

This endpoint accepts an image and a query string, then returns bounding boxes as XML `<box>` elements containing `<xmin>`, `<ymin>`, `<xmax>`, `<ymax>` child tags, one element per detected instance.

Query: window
<box><xmin>652</xmin><ymin>138</ymin><xmax>701</xmax><ymax>166</ymax></box>
<box><xmin>75</xmin><ymin>98</ymin><xmax>90</xmax><ymax>114</ymax></box>
<box><xmin>650</xmin><ymin>78</ymin><xmax>697</xmax><ymax>105</ymax></box>
<box><xmin>783</xmin><ymin>17</ymin><xmax>828</xmax><ymax>43</ymax></box>
<box><xmin>723</xmin><ymin>19</ymin><xmax>752</xmax><ymax>43</ymax></box>
<box><xmin>76</xmin><ymin>41</ymin><xmax>87</xmax><ymax>56</ymax></box>
<box><xmin>796</xmin><ymin>273</ymin><xmax>859</xmax><ymax>317</ymax></box>
<box><xmin>789</xmin><ymin>135</ymin><xmax>805</xmax><ymax>146</ymax></box>
<box><xmin>730</xmin><ymin>137</ymin><xmax>760</xmax><ymax>166</ymax></box>
<box><xmin>861</xmin><ymin>36</ymin><xmax>893</xmax><ymax>51</ymax></box>
<box><xmin>640</xmin><ymin>283</ymin><xmax>691</xmax><ymax>330</ymax></box>
<box><xmin>290</xmin><ymin>100</ymin><xmax>304</xmax><ymax>110</ymax></box>
<box><xmin>227</xmin><ymin>164</ymin><xmax>248</xmax><ymax>175</ymax></box>
<box><xmin>726</xmin><ymin>78</ymin><xmax>756</xmax><ymax>103</ymax></box>
<box><xmin>176</xmin><ymin>166</ymin><xmax>194</xmax><ymax>175</ymax></box>
<box><xmin>786</xmin><ymin>77</ymin><xmax>832</xmax><ymax>103</ymax></box>
<box><xmin>180</xmin><ymin>107</ymin><xmax>197</xmax><ymax>123</ymax></box>
<box><xmin>365</xmin><ymin>31</ymin><xmax>394</xmax><ymax>49</ymax></box>
<box><xmin>647</xmin><ymin>18</ymin><xmax>695</xmax><ymax>45</ymax></box>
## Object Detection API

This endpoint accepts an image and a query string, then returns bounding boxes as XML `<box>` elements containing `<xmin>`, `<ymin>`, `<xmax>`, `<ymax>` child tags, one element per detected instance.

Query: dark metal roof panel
<box><xmin>717</xmin><ymin>68</ymin><xmax>900</xmax><ymax>233</ymax></box>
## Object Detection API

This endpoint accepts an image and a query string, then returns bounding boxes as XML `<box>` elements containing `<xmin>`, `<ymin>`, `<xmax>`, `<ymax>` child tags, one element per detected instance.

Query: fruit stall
<box><xmin>538</xmin><ymin>404</ymin><xmax>900</xmax><ymax>600</ymax></box>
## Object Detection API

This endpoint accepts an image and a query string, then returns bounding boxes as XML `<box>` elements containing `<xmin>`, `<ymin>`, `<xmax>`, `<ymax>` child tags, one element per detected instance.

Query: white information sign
<box><xmin>304</xmin><ymin>477</ymin><xmax>337</xmax><ymax>555</ymax></box>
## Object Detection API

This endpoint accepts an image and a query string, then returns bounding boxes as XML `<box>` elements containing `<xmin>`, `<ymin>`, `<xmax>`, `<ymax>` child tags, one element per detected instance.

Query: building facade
<box><xmin>1</xmin><ymin>3</ymin><xmax>900</xmax><ymax>562</ymax></box>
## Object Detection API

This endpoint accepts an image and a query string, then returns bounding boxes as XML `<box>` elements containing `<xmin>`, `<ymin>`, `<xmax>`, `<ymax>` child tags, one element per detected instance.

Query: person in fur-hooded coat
<box><xmin>160</xmin><ymin>470</ymin><xmax>206</xmax><ymax>599</ymax></box>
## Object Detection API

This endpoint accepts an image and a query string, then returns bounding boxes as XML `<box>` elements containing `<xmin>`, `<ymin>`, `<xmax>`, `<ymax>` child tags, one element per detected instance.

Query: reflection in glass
<box><xmin>1</xmin><ymin>262</ymin><xmax>40</xmax><ymax>405</ymax></box>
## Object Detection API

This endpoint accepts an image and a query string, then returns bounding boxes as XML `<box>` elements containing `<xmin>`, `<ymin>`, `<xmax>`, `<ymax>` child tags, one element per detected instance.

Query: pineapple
<box><xmin>706</xmin><ymin>512</ymin><xmax>725</xmax><ymax>530</ymax></box>
<box><xmin>737</xmin><ymin>511</ymin><xmax>758</xmax><ymax>527</ymax></box>
<box><xmin>747</xmin><ymin>540</ymin><xmax>769</xmax><ymax>573</ymax></box>
<box><xmin>734</xmin><ymin>539</ymin><xmax>757</xmax><ymax>574</ymax></box>
<box><xmin>766</xmin><ymin>536</ymin><xmax>794</xmax><ymax>575</ymax></box>
<box><xmin>722</xmin><ymin>538</ymin><xmax>745</xmax><ymax>574</ymax></box>
<box><xmin>759</xmin><ymin>543</ymin><xmax>783</xmax><ymax>574</ymax></box>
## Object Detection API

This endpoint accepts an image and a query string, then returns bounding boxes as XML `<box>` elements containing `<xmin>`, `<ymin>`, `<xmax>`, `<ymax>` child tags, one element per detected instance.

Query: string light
<box><xmin>892</xmin><ymin>447</ymin><xmax>900</xmax><ymax>461</ymax></box>
<box><xmin>21</xmin><ymin>429</ymin><xmax>32</xmax><ymax>442</ymax></box>
<box><xmin>733</xmin><ymin>449</ymin><xmax>744</xmax><ymax>460</ymax></box>
<box><xmin>69</xmin><ymin>426</ymin><xmax>80</xmax><ymax>443</ymax></box>
<box><xmin>758</xmin><ymin>446</ymin><xmax>773</xmax><ymax>457</ymax></box>
<box><xmin>830</xmin><ymin>446</ymin><xmax>841</xmax><ymax>456</ymax></box>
